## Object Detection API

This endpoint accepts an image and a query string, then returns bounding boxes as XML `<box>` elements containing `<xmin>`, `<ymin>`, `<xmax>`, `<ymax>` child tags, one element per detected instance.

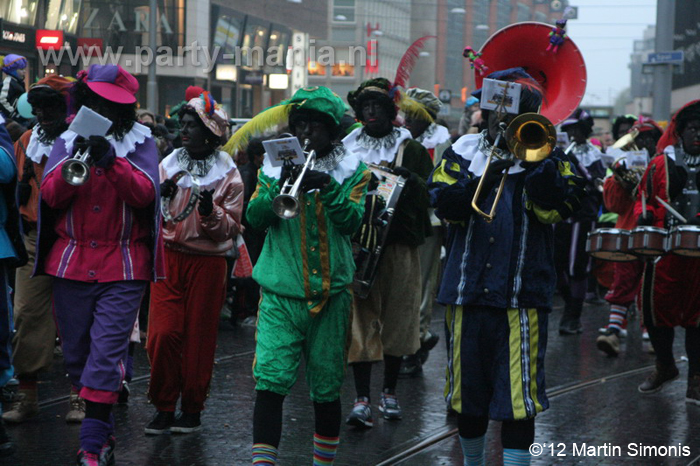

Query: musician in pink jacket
<box><xmin>145</xmin><ymin>93</ymin><xmax>243</xmax><ymax>435</ymax></box>
<box><xmin>37</xmin><ymin>64</ymin><xmax>163</xmax><ymax>466</ymax></box>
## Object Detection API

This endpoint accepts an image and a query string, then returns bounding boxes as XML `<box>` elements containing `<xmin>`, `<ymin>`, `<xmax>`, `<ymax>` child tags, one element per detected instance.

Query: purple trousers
<box><xmin>53</xmin><ymin>278</ymin><xmax>146</xmax><ymax>404</ymax></box>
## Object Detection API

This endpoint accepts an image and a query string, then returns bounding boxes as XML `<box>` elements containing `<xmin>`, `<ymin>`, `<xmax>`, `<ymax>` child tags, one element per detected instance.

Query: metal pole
<box><xmin>147</xmin><ymin>0</ymin><xmax>158</xmax><ymax>113</ymax></box>
<box><xmin>652</xmin><ymin>0</ymin><xmax>676</xmax><ymax>122</ymax></box>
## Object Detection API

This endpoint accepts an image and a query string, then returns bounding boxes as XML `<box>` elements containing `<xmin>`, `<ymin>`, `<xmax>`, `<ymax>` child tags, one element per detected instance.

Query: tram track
<box><xmin>35</xmin><ymin>349</ymin><xmax>256</xmax><ymax>410</ymax></box>
<box><xmin>374</xmin><ymin>360</ymin><xmax>687</xmax><ymax>466</ymax></box>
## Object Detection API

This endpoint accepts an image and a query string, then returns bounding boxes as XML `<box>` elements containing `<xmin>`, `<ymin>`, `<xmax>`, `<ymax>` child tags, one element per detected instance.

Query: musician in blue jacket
<box><xmin>428</xmin><ymin>68</ymin><xmax>585</xmax><ymax>466</ymax></box>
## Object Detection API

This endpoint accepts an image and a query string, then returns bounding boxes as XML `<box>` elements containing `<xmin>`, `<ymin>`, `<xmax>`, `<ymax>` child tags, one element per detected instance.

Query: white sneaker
<box><xmin>598</xmin><ymin>326</ymin><xmax>627</xmax><ymax>338</ymax></box>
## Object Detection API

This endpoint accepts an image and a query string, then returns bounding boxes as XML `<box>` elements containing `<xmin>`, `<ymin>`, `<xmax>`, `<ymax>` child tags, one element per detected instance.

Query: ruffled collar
<box><xmin>416</xmin><ymin>123</ymin><xmax>451</xmax><ymax>149</ymax></box>
<box><xmin>26</xmin><ymin>128</ymin><xmax>54</xmax><ymax>163</ymax></box>
<box><xmin>666</xmin><ymin>144</ymin><xmax>700</xmax><ymax>169</ymax></box>
<box><xmin>59</xmin><ymin>122</ymin><xmax>152</xmax><ymax>159</ymax></box>
<box><xmin>343</xmin><ymin>126</ymin><xmax>413</xmax><ymax>164</ymax></box>
<box><xmin>451</xmin><ymin>131</ymin><xmax>524</xmax><ymax>177</ymax></box>
<box><xmin>571</xmin><ymin>142</ymin><xmax>602</xmax><ymax>168</ymax></box>
<box><xmin>161</xmin><ymin>148</ymin><xmax>236</xmax><ymax>190</ymax></box>
<box><xmin>261</xmin><ymin>143</ymin><xmax>360</xmax><ymax>185</ymax></box>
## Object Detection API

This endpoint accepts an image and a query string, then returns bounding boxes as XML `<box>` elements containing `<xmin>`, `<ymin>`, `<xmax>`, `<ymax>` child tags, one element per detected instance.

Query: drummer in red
<box><xmin>635</xmin><ymin>100</ymin><xmax>700</xmax><ymax>404</ymax></box>
<box><xmin>596</xmin><ymin>117</ymin><xmax>663</xmax><ymax>356</ymax></box>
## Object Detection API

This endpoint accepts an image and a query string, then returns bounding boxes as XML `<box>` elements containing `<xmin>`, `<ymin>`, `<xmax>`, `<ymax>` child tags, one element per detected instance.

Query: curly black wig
<box><xmin>27</xmin><ymin>86</ymin><xmax>68</xmax><ymax>141</ymax></box>
<box><xmin>177</xmin><ymin>106</ymin><xmax>225</xmax><ymax>150</ymax></box>
<box><xmin>612</xmin><ymin>115</ymin><xmax>637</xmax><ymax>140</ymax></box>
<box><xmin>72</xmin><ymin>80</ymin><xmax>136</xmax><ymax>141</ymax></box>
<box><xmin>347</xmin><ymin>78</ymin><xmax>398</xmax><ymax>123</ymax></box>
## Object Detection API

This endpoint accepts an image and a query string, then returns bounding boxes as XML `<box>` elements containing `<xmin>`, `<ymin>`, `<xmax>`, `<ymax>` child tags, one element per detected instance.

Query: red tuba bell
<box><xmin>476</xmin><ymin>22</ymin><xmax>587</xmax><ymax>126</ymax></box>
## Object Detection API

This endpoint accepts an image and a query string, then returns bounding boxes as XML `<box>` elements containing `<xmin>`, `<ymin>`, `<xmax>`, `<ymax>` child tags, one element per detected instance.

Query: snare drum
<box><xmin>669</xmin><ymin>225</ymin><xmax>700</xmax><ymax>257</ymax></box>
<box><xmin>629</xmin><ymin>226</ymin><xmax>668</xmax><ymax>257</ymax></box>
<box><xmin>586</xmin><ymin>228</ymin><xmax>636</xmax><ymax>262</ymax></box>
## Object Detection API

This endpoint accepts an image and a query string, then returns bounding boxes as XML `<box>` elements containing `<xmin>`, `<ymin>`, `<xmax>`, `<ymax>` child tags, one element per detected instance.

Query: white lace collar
<box><xmin>26</xmin><ymin>129</ymin><xmax>54</xmax><ymax>163</ymax></box>
<box><xmin>161</xmin><ymin>148</ymin><xmax>236</xmax><ymax>190</ymax></box>
<box><xmin>261</xmin><ymin>144</ymin><xmax>361</xmax><ymax>185</ymax></box>
<box><xmin>59</xmin><ymin>122</ymin><xmax>152</xmax><ymax>159</ymax></box>
<box><xmin>416</xmin><ymin>124</ymin><xmax>451</xmax><ymax>150</ymax></box>
<box><xmin>451</xmin><ymin>131</ymin><xmax>524</xmax><ymax>177</ymax></box>
<box><xmin>343</xmin><ymin>126</ymin><xmax>413</xmax><ymax>165</ymax></box>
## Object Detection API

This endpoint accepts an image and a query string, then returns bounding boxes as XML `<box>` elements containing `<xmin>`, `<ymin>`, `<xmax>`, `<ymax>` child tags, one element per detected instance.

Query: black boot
<box><xmin>559</xmin><ymin>298</ymin><xmax>583</xmax><ymax>335</ymax></box>
<box><xmin>0</xmin><ymin>421</ymin><xmax>15</xmax><ymax>457</ymax></box>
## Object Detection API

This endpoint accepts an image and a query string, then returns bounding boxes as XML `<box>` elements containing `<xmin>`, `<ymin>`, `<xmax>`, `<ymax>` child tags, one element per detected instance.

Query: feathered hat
<box><xmin>222</xmin><ymin>86</ymin><xmax>346</xmax><ymax>156</ymax></box>
<box><xmin>656</xmin><ymin>100</ymin><xmax>700</xmax><ymax>153</ymax></box>
<box><xmin>186</xmin><ymin>91</ymin><xmax>229</xmax><ymax>137</ymax></box>
<box><xmin>347</xmin><ymin>35</ymin><xmax>436</xmax><ymax>123</ymax></box>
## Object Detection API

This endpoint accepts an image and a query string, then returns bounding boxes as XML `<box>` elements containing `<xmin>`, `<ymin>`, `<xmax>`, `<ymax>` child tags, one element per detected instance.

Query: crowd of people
<box><xmin>0</xmin><ymin>39</ymin><xmax>698</xmax><ymax>466</ymax></box>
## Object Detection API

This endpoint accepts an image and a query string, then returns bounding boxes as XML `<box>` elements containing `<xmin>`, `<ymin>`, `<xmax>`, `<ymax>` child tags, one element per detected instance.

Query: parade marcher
<box><xmin>145</xmin><ymin>93</ymin><xmax>242</xmax><ymax>435</ymax></box>
<box><xmin>429</xmin><ymin>67</ymin><xmax>585</xmax><ymax>466</ymax></box>
<box><xmin>237</xmin><ymin>86</ymin><xmax>369</xmax><ymax>465</ymax></box>
<box><xmin>635</xmin><ymin>100</ymin><xmax>700</xmax><ymax>405</ymax></box>
<box><xmin>0</xmin><ymin>113</ymin><xmax>28</xmax><ymax>457</ymax></box>
<box><xmin>612</xmin><ymin>114</ymin><xmax>638</xmax><ymax>142</ymax></box>
<box><xmin>400</xmin><ymin>88</ymin><xmax>451</xmax><ymax>377</ymax></box>
<box><xmin>36</xmin><ymin>64</ymin><xmax>163</xmax><ymax>466</ymax></box>
<box><xmin>3</xmin><ymin>75</ymin><xmax>72</xmax><ymax>424</ymax></box>
<box><xmin>596</xmin><ymin>117</ymin><xmax>662</xmax><ymax>356</ymax></box>
<box><xmin>233</xmin><ymin>138</ymin><xmax>265</xmax><ymax>324</ymax></box>
<box><xmin>344</xmin><ymin>78</ymin><xmax>433</xmax><ymax>427</ymax></box>
<box><xmin>555</xmin><ymin>108</ymin><xmax>606</xmax><ymax>334</ymax></box>
<box><xmin>0</xmin><ymin>55</ymin><xmax>27</xmax><ymax>119</ymax></box>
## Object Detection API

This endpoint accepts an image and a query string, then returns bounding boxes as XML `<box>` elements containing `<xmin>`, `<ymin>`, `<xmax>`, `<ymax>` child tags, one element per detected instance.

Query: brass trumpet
<box><xmin>61</xmin><ymin>147</ymin><xmax>92</xmax><ymax>186</ymax></box>
<box><xmin>471</xmin><ymin>113</ymin><xmax>557</xmax><ymax>222</ymax></box>
<box><xmin>272</xmin><ymin>139</ymin><xmax>316</xmax><ymax>219</ymax></box>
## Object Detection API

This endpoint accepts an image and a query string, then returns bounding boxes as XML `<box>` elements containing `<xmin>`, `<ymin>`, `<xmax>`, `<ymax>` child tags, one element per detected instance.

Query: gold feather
<box><xmin>398</xmin><ymin>92</ymin><xmax>435</xmax><ymax>123</ymax></box>
<box><xmin>222</xmin><ymin>104</ymin><xmax>292</xmax><ymax>156</ymax></box>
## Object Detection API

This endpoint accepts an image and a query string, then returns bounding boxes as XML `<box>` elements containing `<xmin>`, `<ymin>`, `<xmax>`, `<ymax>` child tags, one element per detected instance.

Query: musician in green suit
<box><xmin>241</xmin><ymin>86</ymin><xmax>370</xmax><ymax>466</ymax></box>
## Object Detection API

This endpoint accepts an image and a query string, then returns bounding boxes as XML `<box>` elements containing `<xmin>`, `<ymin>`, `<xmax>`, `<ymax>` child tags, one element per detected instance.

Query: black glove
<box><xmin>75</xmin><ymin>135</ymin><xmax>114</xmax><ymax>168</ymax></box>
<box><xmin>17</xmin><ymin>181</ymin><xmax>31</xmax><ymax>206</ymax></box>
<box><xmin>279</xmin><ymin>164</ymin><xmax>295</xmax><ymax>188</ymax></box>
<box><xmin>21</xmin><ymin>156</ymin><xmax>35</xmax><ymax>183</ymax></box>
<box><xmin>481</xmin><ymin>159</ymin><xmax>515</xmax><ymax>193</ymax></box>
<box><xmin>637</xmin><ymin>210</ymin><xmax>655</xmax><ymax>226</ymax></box>
<box><xmin>301</xmin><ymin>170</ymin><xmax>331</xmax><ymax>192</ymax></box>
<box><xmin>198</xmin><ymin>189</ymin><xmax>215</xmax><ymax>217</ymax></box>
<box><xmin>160</xmin><ymin>179</ymin><xmax>178</xmax><ymax>198</ymax></box>
<box><xmin>392</xmin><ymin>166</ymin><xmax>412</xmax><ymax>180</ymax></box>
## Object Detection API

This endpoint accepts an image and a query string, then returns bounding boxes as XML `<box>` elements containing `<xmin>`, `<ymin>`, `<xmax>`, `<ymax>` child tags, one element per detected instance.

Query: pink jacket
<box><xmin>160</xmin><ymin>151</ymin><xmax>243</xmax><ymax>255</ymax></box>
<box><xmin>41</xmin><ymin>156</ymin><xmax>155</xmax><ymax>282</ymax></box>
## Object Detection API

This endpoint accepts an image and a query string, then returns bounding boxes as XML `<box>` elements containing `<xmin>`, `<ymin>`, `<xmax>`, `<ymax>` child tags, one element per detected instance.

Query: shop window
<box><xmin>45</xmin><ymin>0</ymin><xmax>82</xmax><ymax>34</ymax></box>
<box><xmin>308</xmin><ymin>61</ymin><xmax>326</xmax><ymax>76</ymax></box>
<box><xmin>1</xmin><ymin>0</ymin><xmax>38</xmax><ymax>26</ymax></box>
<box><xmin>331</xmin><ymin>48</ymin><xmax>354</xmax><ymax>77</ymax></box>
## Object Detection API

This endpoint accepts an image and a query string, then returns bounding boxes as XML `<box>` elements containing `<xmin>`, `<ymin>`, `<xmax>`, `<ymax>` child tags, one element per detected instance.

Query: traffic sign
<box><xmin>645</xmin><ymin>51</ymin><xmax>684</xmax><ymax>65</ymax></box>
<box><xmin>438</xmin><ymin>89</ymin><xmax>452</xmax><ymax>103</ymax></box>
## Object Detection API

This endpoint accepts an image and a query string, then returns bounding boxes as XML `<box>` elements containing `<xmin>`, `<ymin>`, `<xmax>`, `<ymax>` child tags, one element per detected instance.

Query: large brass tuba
<box><xmin>471</xmin><ymin>113</ymin><xmax>557</xmax><ymax>222</ymax></box>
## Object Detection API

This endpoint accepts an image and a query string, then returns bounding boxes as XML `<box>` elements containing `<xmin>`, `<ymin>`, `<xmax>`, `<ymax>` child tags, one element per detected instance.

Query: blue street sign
<box><xmin>645</xmin><ymin>51</ymin><xmax>684</xmax><ymax>65</ymax></box>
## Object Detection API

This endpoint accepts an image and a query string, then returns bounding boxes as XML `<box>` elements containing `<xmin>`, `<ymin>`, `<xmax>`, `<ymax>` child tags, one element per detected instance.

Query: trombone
<box><xmin>471</xmin><ymin>113</ymin><xmax>557</xmax><ymax>222</ymax></box>
<box><xmin>272</xmin><ymin>139</ymin><xmax>316</xmax><ymax>219</ymax></box>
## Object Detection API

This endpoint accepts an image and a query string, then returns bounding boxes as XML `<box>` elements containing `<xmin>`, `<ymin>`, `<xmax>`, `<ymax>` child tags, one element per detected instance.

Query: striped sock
<box><xmin>252</xmin><ymin>443</ymin><xmax>278</xmax><ymax>465</ymax></box>
<box><xmin>608</xmin><ymin>305</ymin><xmax>627</xmax><ymax>333</ymax></box>
<box><xmin>313</xmin><ymin>433</ymin><xmax>339</xmax><ymax>465</ymax></box>
<box><xmin>503</xmin><ymin>448</ymin><xmax>531</xmax><ymax>466</ymax></box>
<box><xmin>459</xmin><ymin>435</ymin><xmax>485</xmax><ymax>466</ymax></box>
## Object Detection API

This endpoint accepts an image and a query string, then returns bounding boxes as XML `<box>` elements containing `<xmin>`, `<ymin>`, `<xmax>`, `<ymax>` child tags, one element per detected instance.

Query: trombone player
<box><xmin>242</xmin><ymin>87</ymin><xmax>370</xmax><ymax>465</ymax></box>
<box><xmin>428</xmin><ymin>67</ymin><xmax>585</xmax><ymax>466</ymax></box>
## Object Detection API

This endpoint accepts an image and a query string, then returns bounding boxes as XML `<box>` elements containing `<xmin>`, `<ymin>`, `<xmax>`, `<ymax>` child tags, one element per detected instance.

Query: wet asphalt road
<box><xmin>3</xmin><ymin>297</ymin><xmax>699</xmax><ymax>466</ymax></box>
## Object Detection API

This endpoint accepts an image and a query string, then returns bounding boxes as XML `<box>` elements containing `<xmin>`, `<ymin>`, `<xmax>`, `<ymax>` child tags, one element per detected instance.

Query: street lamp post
<box><xmin>147</xmin><ymin>0</ymin><xmax>158</xmax><ymax>113</ymax></box>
